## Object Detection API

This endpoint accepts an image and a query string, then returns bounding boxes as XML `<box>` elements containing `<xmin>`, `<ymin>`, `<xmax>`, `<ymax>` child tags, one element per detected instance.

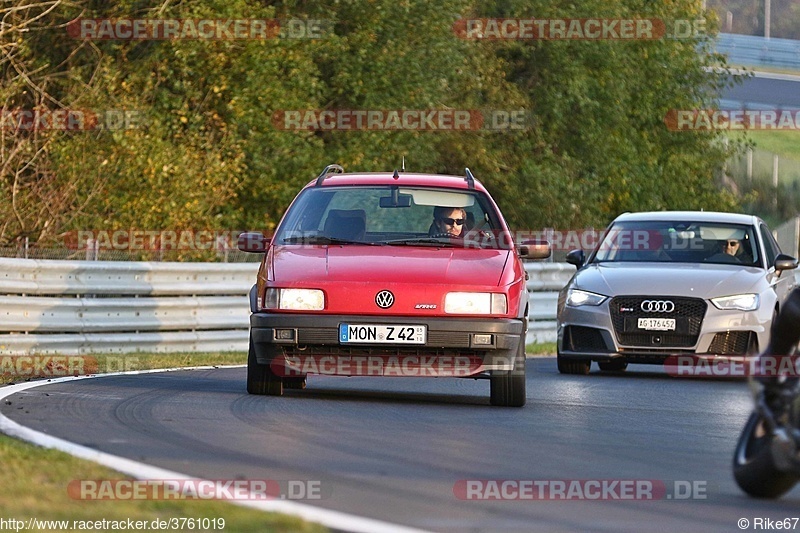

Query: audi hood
<box><xmin>570</xmin><ymin>262</ymin><xmax>767</xmax><ymax>299</ymax></box>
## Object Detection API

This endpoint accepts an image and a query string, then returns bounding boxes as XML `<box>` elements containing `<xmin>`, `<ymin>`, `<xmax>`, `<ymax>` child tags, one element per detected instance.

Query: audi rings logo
<box><xmin>640</xmin><ymin>300</ymin><xmax>675</xmax><ymax>313</ymax></box>
<box><xmin>375</xmin><ymin>290</ymin><xmax>395</xmax><ymax>309</ymax></box>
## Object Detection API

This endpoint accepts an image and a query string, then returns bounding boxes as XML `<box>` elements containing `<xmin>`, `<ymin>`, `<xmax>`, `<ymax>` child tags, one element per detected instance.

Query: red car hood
<box><xmin>269</xmin><ymin>245</ymin><xmax>510</xmax><ymax>287</ymax></box>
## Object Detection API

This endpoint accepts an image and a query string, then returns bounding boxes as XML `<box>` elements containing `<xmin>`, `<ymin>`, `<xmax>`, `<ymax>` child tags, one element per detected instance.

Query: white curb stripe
<box><xmin>0</xmin><ymin>368</ymin><xmax>432</xmax><ymax>533</ymax></box>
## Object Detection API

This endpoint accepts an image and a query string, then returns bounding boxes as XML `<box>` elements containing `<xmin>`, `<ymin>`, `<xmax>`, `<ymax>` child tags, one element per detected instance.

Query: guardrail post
<box><xmin>765</xmin><ymin>0</ymin><xmax>771</xmax><ymax>39</ymax></box>
<box><xmin>85</xmin><ymin>238</ymin><xmax>99</xmax><ymax>261</ymax></box>
<box><xmin>773</xmin><ymin>154</ymin><xmax>779</xmax><ymax>210</ymax></box>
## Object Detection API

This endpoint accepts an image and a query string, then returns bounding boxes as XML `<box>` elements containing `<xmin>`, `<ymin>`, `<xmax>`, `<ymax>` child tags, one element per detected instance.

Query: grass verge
<box><xmin>0</xmin><ymin>352</ymin><xmax>327</xmax><ymax>533</ymax></box>
<box><xmin>525</xmin><ymin>342</ymin><xmax>557</xmax><ymax>357</ymax></box>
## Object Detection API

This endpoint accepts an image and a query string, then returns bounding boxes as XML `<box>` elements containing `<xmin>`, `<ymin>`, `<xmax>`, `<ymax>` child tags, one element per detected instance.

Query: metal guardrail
<box><xmin>0</xmin><ymin>330</ymin><xmax>249</xmax><ymax>355</ymax></box>
<box><xmin>526</xmin><ymin>292</ymin><xmax>559</xmax><ymax>344</ymax></box>
<box><xmin>0</xmin><ymin>258</ymin><xmax>258</xmax><ymax>355</ymax></box>
<box><xmin>715</xmin><ymin>33</ymin><xmax>800</xmax><ymax>70</ymax></box>
<box><xmin>0</xmin><ymin>258</ymin><xmax>256</xmax><ymax>296</ymax></box>
<box><xmin>0</xmin><ymin>295</ymin><xmax>249</xmax><ymax>332</ymax></box>
<box><xmin>524</xmin><ymin>263</ymin><xmax>573</xmax><ymax>344</ymax></box>
<box><xmin>0</xmin><ymin>259</ymin><xmax>571</xmax><ymax>355</ymax></box>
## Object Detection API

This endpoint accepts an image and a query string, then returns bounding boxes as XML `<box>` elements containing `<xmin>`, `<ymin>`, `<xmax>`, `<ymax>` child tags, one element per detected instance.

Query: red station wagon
<box><xmin>238</xmin><ymin>164</ymin><xmax>550</xmax><ymax>406</ymax></box>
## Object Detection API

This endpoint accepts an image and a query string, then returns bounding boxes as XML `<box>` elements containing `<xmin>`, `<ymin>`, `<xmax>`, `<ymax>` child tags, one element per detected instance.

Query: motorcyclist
<box><xmin>759</xmin><ymin>288</ymin><xmax>800</xmax><ymax>410</ymax></box>
<box><xmin>734</xmin><ymin>287</ymin><xmax>800</xmax><ymax>499</ymax></box>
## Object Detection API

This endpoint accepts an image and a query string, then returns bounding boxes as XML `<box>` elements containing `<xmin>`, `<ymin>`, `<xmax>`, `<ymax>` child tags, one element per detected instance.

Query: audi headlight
<box><xmin>264</xmin><ymin>288</ymin><xmax>325</xmax><ymax>311</ymax></box>
<box><xmin>566</xmin><ymin>288</ymin><xmax>607</xmax><ymax>307</ymax></box>
<box><xmin>444</xmin><ymin>292</ymin><xmax>507</xmax><ymax>315</ymax></box>
<box><xmin>711</xmin><ymin>293</ymin><xmax>759</xmax><ymax>311</ymax></box>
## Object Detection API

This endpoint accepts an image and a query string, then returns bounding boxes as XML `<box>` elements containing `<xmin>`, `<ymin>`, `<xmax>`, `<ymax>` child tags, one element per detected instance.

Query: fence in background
<box><xmin>727</xmin><ymin>147</ymin><xmax>800</xmax><ymax>193</ymax></box>
<box><xmin>775</xmin><ymin>216</ymin><xmax>800</xmax><ymax>259</ymax></box>
<box><xmin>0</xmin><ymin>259</ymin><xmax>572</xmax><ymax>355</ymax></box>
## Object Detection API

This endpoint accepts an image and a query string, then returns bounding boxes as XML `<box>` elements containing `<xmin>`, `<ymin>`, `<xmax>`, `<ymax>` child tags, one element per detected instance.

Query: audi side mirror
<box><xmin>775</xmin><ymin>254</ymin><xmax>799</xmax><ymax>272</ymax></box>
<box><xmin>566</xmin><ymin>249</ymin><xmax>585</xmax><ymax>268</ymax></box>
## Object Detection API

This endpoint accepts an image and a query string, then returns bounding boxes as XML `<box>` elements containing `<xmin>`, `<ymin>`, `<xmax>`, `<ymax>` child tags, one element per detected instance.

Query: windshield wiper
<box><xmin>383</xmin><ymin>237</ymin><xmax>458</xmax><ymax>247</ymax></box>
<box><xmin>281</xmin><ymin>236</ymin><xmax>377</xmax><ymax>245</ymax></box>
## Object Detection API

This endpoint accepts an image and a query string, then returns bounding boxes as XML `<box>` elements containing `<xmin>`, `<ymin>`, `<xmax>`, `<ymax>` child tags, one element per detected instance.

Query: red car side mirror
<box><xmin>238</xmin><ymin>232</ymin><xmax>270</xmax><ymax>253</ymax></box>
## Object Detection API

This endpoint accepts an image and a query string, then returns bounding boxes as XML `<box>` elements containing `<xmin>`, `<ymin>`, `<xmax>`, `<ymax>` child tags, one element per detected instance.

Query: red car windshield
<box><xmin>274</xmin><ymin>186</ymin><xmax>507</xmax><ymax>248</ymax></box>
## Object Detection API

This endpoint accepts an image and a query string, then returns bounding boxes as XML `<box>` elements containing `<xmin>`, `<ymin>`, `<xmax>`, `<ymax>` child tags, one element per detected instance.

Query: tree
<box><xmin>0</xmin><ymin>0</ymin><xmax>745</xmax><ymax>257</ymax></box>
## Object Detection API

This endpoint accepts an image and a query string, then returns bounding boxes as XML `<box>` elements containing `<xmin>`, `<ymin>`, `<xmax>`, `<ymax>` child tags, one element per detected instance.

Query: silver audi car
<box><xmin>556</xmin><ymin>211</ymin><xmax>798</xmax><ymax>374</ymax></box>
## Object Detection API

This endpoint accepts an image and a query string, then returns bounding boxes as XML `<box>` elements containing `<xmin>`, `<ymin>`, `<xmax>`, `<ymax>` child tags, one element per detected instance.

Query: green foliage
<box><xmin>1</xmin><ymin>0</ymin><xmax>745</xmax><ymax>251</ymax></box>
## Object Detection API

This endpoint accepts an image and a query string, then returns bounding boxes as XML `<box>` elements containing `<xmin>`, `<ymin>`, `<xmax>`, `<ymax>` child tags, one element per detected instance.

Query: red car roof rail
<box><xmin>314</xmin><ymin>164</ymin><xmax>477</xmax><ymax>189</ymax></box>
<box><xmin>315</xmin><ymin>164</ymin><xmax>345</xmax><ymax>186</ymax></box>
<box><xmin>465</xmin><ymin>168</ymin><xmax>476</xmax><ymax>190</ymax></box>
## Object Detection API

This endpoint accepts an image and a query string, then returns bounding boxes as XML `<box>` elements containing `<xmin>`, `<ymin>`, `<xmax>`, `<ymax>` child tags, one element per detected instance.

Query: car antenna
<box><xmin>393</xmin><ymin>156</ymin><xmax>406</xmax><ymax>179</ymax></box>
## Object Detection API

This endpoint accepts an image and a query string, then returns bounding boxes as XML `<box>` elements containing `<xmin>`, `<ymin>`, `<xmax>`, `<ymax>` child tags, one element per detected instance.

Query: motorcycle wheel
<box><xmin>733</xmin><ymin>412</ymin><xmax>799</xmax><ymax>498</ymax></box>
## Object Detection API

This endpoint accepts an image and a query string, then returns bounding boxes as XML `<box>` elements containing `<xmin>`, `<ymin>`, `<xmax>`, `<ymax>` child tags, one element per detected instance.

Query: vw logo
<box><xmin>641</xmin><ymin>300</ymin><xmax>675</xmax><ymax>313</ymax></box>
<box><xmin>375</xmin><ymin>290</ymin><xmax>395</xmax><ymax>309</ymax></box>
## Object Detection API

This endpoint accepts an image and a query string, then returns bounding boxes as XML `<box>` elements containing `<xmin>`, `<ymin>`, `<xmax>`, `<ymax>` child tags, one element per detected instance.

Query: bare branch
<box><xmin>0</xmin><ymin>1</ymin><xmax>62</xmax><ymax>40</ymax></box>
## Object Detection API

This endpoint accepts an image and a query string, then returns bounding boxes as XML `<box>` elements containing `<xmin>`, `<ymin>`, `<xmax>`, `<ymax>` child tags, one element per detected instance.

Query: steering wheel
<box><xmin>705</xmin><ymin>252</ymin><xmax>741</xmax><ymax>264</ymax></box>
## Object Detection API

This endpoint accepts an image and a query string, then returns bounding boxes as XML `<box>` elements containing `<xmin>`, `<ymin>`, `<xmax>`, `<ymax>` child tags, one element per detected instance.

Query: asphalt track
<box><xmin>721</xmin><ymin>71</ymin><xmax>800</xmax><ymax>108</ymax></box>
<box><xmin>3</xmin><ymin>358</ymin><xmax>800</xmax><ymax>533</ymax></box>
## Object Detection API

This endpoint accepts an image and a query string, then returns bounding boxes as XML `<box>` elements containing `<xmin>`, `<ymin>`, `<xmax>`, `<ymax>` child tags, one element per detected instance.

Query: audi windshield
<box><xmin>590</xmin><ymin>221</ymin><xmax>760</xmax><ymax>266</ymax></box>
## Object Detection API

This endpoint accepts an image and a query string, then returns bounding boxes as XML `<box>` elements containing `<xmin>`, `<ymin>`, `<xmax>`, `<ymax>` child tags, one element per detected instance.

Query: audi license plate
<box><xmin>339</xmin><ymin>324</ymin><xmax>426</xmax><ymax>344</ymax></box>
<box><xmin>637</xmin><ymin>318</ymin><xmax>676</xmax><ymax>331</ymax></box>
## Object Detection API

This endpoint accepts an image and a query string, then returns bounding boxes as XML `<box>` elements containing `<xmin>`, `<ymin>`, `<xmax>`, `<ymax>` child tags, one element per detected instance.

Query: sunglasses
<box><xmin>438</xmin><ymin>217</ymin><xmax>465</xmax><ymax>226</ymax></box>
<box><xmin>724</xmin><ymin>240</ymin><xmax>740</xmax><ymax>247</ymax></box>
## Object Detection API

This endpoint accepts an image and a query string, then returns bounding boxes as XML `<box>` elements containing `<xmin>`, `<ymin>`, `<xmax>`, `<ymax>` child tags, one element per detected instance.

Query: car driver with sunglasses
<box><xmin>430</xmin><ymin>206</ymin><xmax>468</xmax><ymax>237</ymax></box>
<box><xmin>722</xmin><ymin>238</ymin><xmax>741</xmax><ymax>257</ymax></box>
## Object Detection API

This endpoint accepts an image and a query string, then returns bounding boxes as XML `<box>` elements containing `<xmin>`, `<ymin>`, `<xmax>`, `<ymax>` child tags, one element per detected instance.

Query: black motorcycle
<box><xmin>733</xmin><ymin>288</ymin><xmax>800</xmax><ymax>498</ymax></box>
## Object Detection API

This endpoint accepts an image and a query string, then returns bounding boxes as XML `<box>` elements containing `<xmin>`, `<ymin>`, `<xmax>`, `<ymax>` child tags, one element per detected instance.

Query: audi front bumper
<box><xmin>557</xmin><ymin>297</ymin><xmax>772</xmax><ymax>363</ymax></box>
